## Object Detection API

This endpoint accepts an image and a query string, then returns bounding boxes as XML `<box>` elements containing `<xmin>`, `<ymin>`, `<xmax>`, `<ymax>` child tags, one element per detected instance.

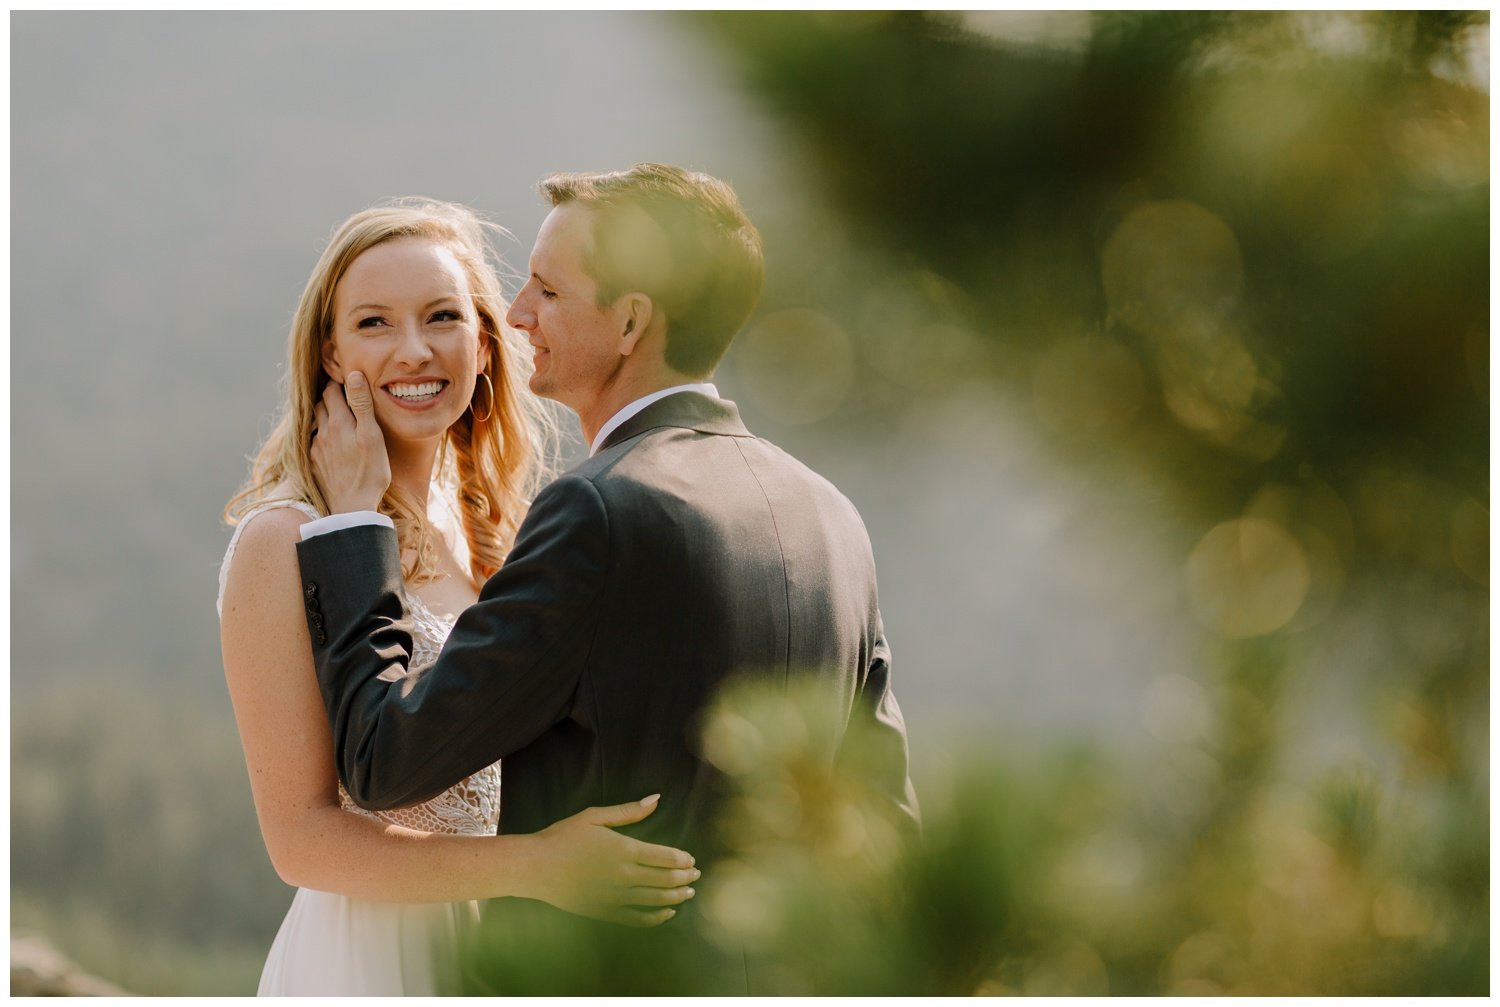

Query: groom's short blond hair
<box><xmin>539</xmin><ymin>163</ymin><xmax>764</xmax><ymax>378</ymax></box>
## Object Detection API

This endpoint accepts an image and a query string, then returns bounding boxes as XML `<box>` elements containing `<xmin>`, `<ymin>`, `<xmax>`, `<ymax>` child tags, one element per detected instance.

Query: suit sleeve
<box><xmin>295</xmin><ymin>474</ymin><xmax>610</xmax><ymax>810</ymax></box>
<box><xmin>840</xmin><ymin>611</ymin><xmax>921</xmax><ymax>841</ymax></box>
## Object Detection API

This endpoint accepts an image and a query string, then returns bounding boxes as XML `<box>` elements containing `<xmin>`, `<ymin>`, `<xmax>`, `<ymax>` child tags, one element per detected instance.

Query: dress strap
<box><xmin>216</xmin><ymin>499</ymin><xmax>323</xmax><ymax>618</ymax></box>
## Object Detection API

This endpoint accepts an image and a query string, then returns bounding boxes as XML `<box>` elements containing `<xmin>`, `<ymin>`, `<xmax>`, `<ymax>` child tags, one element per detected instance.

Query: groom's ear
<box><xmin>321</xmin><ymin>337</ymin><xmax>345</xmax><ymax>383</ymax></box>
<box><xmin>618</xmin><ymin>294</ymin><xmax>653</xmax><ymax>357</ymax></box>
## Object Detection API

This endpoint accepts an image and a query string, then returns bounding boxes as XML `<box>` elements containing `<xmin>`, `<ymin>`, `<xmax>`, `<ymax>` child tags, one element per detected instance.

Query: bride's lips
<box><xmin>381</xmin><ymin>378</ymin><xmax>450</xmax><ymax>409</ymax></box>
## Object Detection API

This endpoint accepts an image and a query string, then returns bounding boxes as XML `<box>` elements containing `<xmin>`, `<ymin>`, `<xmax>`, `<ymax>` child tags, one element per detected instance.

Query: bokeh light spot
<box><xmin>1390</xmin><ymin>86</ymin><xmax>1490</xmax><ymax>191</ymax></box>
<box><xmin>1155</xmin><ymin>317</ymin><xmax>1262</xmax><ymax>422</ymax></box>
<box><xmin>1185</xmin><ymin>518</ymin><xmax>1311</xmax><ymax>637</ymax></box>
<box><xmin>1022</xmin><ymin>941</ymin><xmax>1109</xmax><ymax>995</ymax></box>
<box><xmin>1031</xmin><ymin>334</ymin><xmax>1145</xmax><ymax>439</ymax></box>
<box><xmin>858</xmin><ymin>273</ymin><xmax>983</xmax><ymax>392</ymax></box>
<box><xmin>700</xmin><ymin>858</ymin><xmax>782</xmax><ymax>948</ymax></box>
<box><xmin>1244</xmin><ymin>482</ymin><xmax>1352</xmax><ymax>630</ymax></box>
<box><xmin>700</xmin><ymin>710</ymin><xmax>763</xmax><ymax>776</ymax></box>
<box><xmin>1167</xmin><ymin>929</ymin><xmax>1235</xmax><ymax>992</ymax></box>
<box><xmin>733</xmin><ymin>308</ymin><xmax>855</xmax><ymax>425</ymax></box>
<box><xmin>1139</xmin><ymin>673</ymin><xmax>1212</xmax><ymax>746</ymax></box>
<box><xmin>1101</xmin><ymin>200</ymin><xmax>1243</xmax><ymax>337</ymax></box>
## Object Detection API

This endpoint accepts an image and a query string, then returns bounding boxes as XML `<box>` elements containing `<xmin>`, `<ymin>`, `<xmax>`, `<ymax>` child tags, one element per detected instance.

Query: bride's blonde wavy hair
<box><xmin>225</xmin><ymin>198</ymin><xmax>558</xmax><ymax>585</ymax></box>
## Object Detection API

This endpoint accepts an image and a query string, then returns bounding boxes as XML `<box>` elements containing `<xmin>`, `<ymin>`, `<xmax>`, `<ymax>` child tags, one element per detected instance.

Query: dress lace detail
<box><xmin>218</xmin><ymin>499</ymin><xmax>500</xmax><ymax>837</ymax></box>
<box><xmin>338</xmin><ymin>591</ymin><xmax>501</xmax><ymax>836</ymax></box>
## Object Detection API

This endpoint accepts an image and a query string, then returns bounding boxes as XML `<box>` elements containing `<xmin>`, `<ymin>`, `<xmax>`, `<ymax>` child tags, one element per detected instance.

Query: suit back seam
<box><xmin>732</xmin><ymin>438</ymin><xmax>792</xmax><ymax>686</ymax></box>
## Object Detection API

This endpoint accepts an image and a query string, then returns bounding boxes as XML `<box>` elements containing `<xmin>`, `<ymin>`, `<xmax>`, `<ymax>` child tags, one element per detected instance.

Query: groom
<box><xmin>297</xmin><ymin>164</ymin><xmax>918</xmax><ymax>993</ymax></box>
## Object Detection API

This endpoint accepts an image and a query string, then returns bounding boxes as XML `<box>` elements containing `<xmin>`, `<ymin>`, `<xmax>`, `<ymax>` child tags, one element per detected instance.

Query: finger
<box><xmin>609</xmin><ymin>907</ymin><xmax>677</xmax><ymax>929</ymax></box>
<box><xmin>625</xmin><ymin>885</ymin><xmax>696</xmax><ymax>908</ymax></box>
<box><xmin>345</xmin><ymin>371</ymin><xmax>376</xmax><ymax>424</ymax></box>
<box><xmin>629</xmin><ymin>864</ymin><xmax>701</xmax><ymax>888</ymax></box>
<box><xmin>622</xmin><ymin>838</ymin><xmax>696</xmax><ymax>870</ymax></box>
<box><xmin>312</xmin><ymin>401</ymin><xmax>329</xmax><ymax>439</ymax></box>
<box><xmin>321</xmin><ymin>379</ymin><xmax>353</xmax><ymax>426</ymax></box>
<box><xmin>583</xmin><ymin>794</ymin><xmax>661</xmax><ymax>829</ymax></box>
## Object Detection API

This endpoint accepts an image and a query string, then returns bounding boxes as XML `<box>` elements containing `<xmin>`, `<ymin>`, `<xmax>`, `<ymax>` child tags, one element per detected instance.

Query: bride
<box><xmin>218</xmin><ymin>199</ymin><xmax>699</xmax><ymax>995</ymax></box>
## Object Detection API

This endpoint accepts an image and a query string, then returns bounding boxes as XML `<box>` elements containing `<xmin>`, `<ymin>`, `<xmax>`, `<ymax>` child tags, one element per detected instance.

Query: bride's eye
<box><xmin>356</xmin><ymin>315</ymin><xmax>388</xmax><ymax>329</ymax></box>
<box><xmin>429</xmin><ymin>309</ymin><xmax>462</xmax><ymax>323</ymax></box>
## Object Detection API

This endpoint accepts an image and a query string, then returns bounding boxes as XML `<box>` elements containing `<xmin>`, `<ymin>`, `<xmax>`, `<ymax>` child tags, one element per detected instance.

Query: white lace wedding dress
<box><xmin>218</xmin><ymin>500</ymin><xmax>501</xmax><ymax>996</ymax></box>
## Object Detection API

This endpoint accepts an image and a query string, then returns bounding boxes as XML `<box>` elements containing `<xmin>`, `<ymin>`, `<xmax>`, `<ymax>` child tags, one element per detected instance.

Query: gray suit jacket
<box><xmin>297</xmin><ymin>391</ymin><xmax>917</xmax><ymax>993</ymax></box>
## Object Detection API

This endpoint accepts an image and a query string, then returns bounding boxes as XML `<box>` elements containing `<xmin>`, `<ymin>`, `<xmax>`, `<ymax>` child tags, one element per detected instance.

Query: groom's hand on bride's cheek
<box><xmin>311</xmin><ymin>372</ymin><xmax>391</xmax><ymax>515</ymax></box>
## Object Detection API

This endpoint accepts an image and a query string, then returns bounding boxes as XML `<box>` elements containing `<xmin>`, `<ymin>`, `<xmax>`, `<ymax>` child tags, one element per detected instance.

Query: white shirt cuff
<box><xmin>298</xmin><ymin>510</ymin><xmax>395</xmax><ymax>540</ymax></box>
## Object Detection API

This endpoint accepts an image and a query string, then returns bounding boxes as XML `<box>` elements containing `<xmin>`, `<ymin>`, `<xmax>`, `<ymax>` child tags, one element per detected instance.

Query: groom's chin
<box><xmin>526</xmin><ymin>372</ymin><xmax>559</xmax><ymax>402</ymax></box>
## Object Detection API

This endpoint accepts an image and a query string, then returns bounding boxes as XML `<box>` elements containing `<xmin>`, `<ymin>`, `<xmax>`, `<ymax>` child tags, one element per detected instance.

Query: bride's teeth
<box><xmin>388</xmin><ymin>381</ymin><xmax>444</xmax><ymax>399</ymax></box>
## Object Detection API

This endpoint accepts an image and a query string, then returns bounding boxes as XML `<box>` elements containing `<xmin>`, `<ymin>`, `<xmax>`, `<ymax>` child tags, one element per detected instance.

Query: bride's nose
<box><xmin>393</xmin><ymin>322</ymin><xmax>435</xmax><ymax>366</ymax></box>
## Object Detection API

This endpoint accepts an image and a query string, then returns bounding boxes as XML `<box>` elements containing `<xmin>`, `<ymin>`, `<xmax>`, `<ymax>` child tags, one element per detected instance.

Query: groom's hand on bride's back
<box><xmin>519</xmin><ymin>794</ymin><xmax>702</xmax><ymax>928</ymax></box>
<box><xmin>310</xmin><ymin>372</ymin><xmax>391</xmax><ymax>514</ymax></box>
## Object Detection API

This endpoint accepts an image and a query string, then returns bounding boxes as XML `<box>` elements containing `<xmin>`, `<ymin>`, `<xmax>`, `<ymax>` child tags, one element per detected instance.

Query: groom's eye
<box><xmin>541</xmin><ymin>288</ymin><xmax>557</xmax><ymax>300</ymax></box>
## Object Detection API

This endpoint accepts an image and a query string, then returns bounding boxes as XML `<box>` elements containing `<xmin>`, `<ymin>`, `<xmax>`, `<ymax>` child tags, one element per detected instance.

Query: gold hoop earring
<box><xmin>471</xmin><ymin>372</ymin><xmax>496</xmax><ymax>424</ymax></box>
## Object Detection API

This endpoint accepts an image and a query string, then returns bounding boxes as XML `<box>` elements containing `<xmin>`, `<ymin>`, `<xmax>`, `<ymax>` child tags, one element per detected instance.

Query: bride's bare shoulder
<box><xmin>228</xmin><ymin>487</ymin><xmax>319</xmax><ymax>573</ymax></box>
<box><xmin>236</xmin><ymin>505</ymin><xmax>312</xmax><ymax>545</ymax></box>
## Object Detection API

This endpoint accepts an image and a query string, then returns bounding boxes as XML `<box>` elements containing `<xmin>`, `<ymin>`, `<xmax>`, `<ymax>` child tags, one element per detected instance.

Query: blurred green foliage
<box><xmin>705</xmin><ymin>10</ymin><xmax>1486</xmax><ymax>488</ymax></box>
<box><xmin>664</xmin><ymin>9</ymin><xmax>1487</xmax><ymax>995</ymax></box>
<box><xmin>458</xmin><ymin>672</ymin><xmax>1485</xmax><ymax>993</ymax></box>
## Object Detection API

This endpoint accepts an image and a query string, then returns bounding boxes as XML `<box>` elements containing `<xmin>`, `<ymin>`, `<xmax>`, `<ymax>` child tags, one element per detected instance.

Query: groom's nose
<box><xmin>506</xmin><ymin>290</ymin><xmax>535</xmax><ymax>331</ymax></box>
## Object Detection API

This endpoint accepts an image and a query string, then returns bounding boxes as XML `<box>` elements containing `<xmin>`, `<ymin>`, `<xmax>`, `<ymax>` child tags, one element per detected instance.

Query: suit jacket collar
<box><xmin>597</xmin><ymin>391</ymin><xmax>751</xmax><ymax>453</ymax></box>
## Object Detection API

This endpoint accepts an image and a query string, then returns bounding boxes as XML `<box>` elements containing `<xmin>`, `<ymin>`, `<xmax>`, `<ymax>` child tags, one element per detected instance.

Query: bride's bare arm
<box><xmin>219</xmin><ymin>507</ymin><xmax>698</xmax><ymax>925</ymax></box>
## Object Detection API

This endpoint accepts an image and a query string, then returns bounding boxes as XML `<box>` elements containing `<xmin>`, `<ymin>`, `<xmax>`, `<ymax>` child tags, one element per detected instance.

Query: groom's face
<box><xmin>507</xmin><ymin>204</ymin><xmax>632</xmax><ymax>419</ymax></box>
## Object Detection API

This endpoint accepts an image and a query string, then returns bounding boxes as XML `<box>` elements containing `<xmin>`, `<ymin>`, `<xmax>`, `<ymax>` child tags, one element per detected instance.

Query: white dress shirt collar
<box><xmin>589</xmin><ymin>383</ymin><xmax>719</xmax><ymax>457</ymax></box>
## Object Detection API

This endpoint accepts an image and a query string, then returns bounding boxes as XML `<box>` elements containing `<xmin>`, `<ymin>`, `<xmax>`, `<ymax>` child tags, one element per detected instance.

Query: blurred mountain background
<box><xmin>10</xmin><ymin>11</ymin><xmax>1488</xmax><ymax>994</ymax></box>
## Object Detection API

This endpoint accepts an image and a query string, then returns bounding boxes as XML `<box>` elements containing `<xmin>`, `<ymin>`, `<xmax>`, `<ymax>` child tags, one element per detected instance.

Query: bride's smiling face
<box><xmin>323</xmin><ymin>237</ymin><xmax>490</xmax><ymax>450</ymax></box>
